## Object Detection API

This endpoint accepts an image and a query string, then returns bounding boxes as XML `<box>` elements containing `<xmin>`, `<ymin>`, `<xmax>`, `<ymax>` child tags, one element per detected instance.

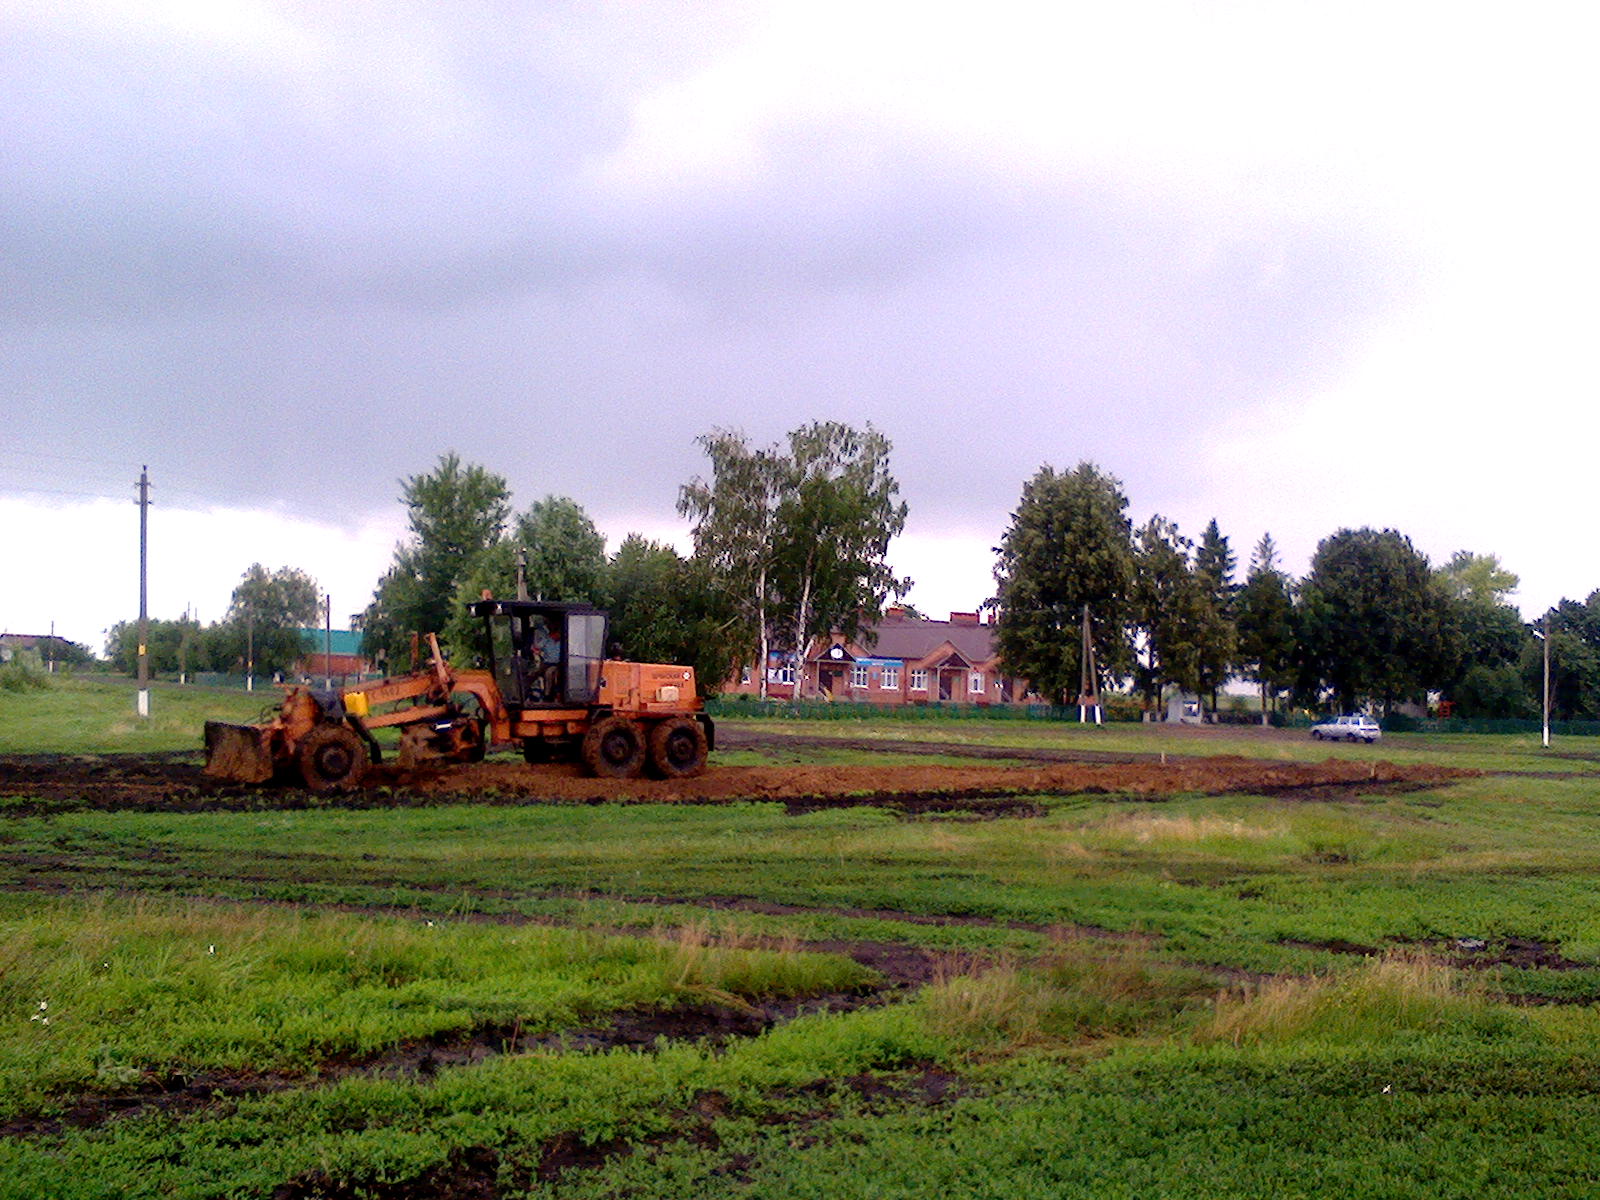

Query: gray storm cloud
<box><xmin>3</xmin><ymin>2</ymin><xmax>1391</xmax><ymax>534</ymax></box>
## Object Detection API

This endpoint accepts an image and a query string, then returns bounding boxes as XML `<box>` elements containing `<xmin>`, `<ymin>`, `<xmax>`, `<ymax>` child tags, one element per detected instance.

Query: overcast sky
<box><xmin>4</xmin><ymin>1</ymin><xmax>1597</xmax><ymax>650</ymax></box>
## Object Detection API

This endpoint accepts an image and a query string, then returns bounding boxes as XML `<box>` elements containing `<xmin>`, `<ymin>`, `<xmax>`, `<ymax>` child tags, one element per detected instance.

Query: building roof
<box><xmin>854</xmin><ymin>612</ymin><xmax>998</xmax><ymax>665</ymax></box>
<box><xmin>294</xmin><ymin>628</ymin><xmax>366</xmax><ymax>657</ymax></box>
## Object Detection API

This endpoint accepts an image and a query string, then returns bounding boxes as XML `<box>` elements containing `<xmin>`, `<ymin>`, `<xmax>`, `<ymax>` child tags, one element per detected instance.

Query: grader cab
<box><xmin>202</xmin><ymin>600</ymin><xmax>713</xmax><ymax>792</ymax></box>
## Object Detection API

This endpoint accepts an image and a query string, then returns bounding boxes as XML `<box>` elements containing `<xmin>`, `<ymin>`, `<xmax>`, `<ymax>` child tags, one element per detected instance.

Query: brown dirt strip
<box><xmin>0</xmin><ymin>753</ymin><xmax>1473</xmax><ymax>814</ymax></box>
<box><xmin>716</xmin><ymin>726</ymin><xmax>1158</xmax><ymax>763</ymax></box>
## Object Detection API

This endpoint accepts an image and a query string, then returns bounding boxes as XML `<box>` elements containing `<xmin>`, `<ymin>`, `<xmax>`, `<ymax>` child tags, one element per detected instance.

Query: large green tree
<box><xmin>1437</xmin><ymin>551</ymin><xmax>1532</xmax><ymax>718</ymax></box>
<box><xmin>1234</xmin><ymin>533</ymin><xmax>1297</xmax><ymax>722</ymax></box>
<box><xmin>220</xmin><ymin>564</ymin><xmax>321</xmax><ymax>676</ymax></box>
<box><xmin>1438</xmin><ymin>551</ymin><xmax>1519</xmax><ymax>606</ymax></box>
<box><xmin>772</xmin><ymin>421</ymin><xmax>909</xmax><ymax>679</ymax></box>
<box><xmin>361</xmin><ymin>453</ymin><xmax>511</xmax><ymax>669</ymax></box>
<box><xmin>1527</xmin><ymin>594</ymin><xmax>1600</xmax><ymax>721</ymax></box>
<box><xmin>441</xmin><ymin>495</ymin><xmax>608</xmax><ymax>660</ymax></box>
<box><xmin>605</xmin><ymin>535</ymin><xmax>742</xmax><ymax>694</ymax></box>
<box><xmin>1192</xmin><ymin>518</ymin><xmax>1239</xmax><ymax>713</ymax></box>
<box><xmin>992</xmin><ymin>463</ymin><xmax>1134</xmax><ymax>705</ymax></box>
<box><xmin>1129</xmin><ymin>516</ymin><xmax>1214</xmax><ymax>710</ymax></box>
<box><xmin>1298</xmin><ymin>528</ymin><xmax>1456</xmax><ymax>712</ymax></box>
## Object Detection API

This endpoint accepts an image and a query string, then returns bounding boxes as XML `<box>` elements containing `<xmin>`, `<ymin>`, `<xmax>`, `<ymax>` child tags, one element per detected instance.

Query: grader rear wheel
<box><xmin>647</xmin><ymin>717</ymin><xmax>708</xmax><ymax>779</ymax></box>
<box><xmin>582</xmin><ymin>715</ymin><xmax>646</xmax><ymax>779</ymax></box>
<box><xmin>297</xmin><ymin>724</ymin><xmax>370</xmax><ymax>793</ymax></box>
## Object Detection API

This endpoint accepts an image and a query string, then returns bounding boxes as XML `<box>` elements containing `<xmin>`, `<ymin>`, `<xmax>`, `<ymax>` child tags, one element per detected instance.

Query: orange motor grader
<box><xmin>203</xmin><ymin>599</ymin><xmax>714</xmax><ymax>792</ymax></box>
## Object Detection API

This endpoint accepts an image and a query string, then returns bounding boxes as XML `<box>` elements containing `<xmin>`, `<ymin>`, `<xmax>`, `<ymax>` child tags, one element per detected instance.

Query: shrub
<box><xmin>0</xmin><ymin>656</ymin><xmax>51</xmax><ymax>693</ymax></box>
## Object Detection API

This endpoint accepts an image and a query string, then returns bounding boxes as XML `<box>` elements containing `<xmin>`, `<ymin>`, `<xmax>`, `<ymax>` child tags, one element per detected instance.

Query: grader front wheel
<box><xmin>297</xmin><ymin>725</ymin><xmax>370</xmax><ymax>793</ymax></box>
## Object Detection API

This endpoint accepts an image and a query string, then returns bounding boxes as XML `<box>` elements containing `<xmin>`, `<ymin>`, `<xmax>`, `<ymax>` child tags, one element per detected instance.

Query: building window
<box><xmin>769</xmin><ymin>663</ymin><xmax>795</xmax><ymax>685</ymax></box>
<box><xmin>851</xmin><ymin>664</ymin><xmax>869</xmax><ymax>688</ymax></box>
<box><xmin>740</xmin><ymin>665</ymin><xmax>752</xmax><ymax>685</ymax></box>
<box><xmin>910</xmin><ymin>668</ymin><xmax>927</xmax><ymax>691</ymax></box>
<box><xmin>970</xmin><ymin>671</ymin><xmax>984</xmax><ymax>695</ymax></box>
<box><xmin>881</xmin><ymin>666</ymin><xmax>900</xmax><ymax>690</ymax></box>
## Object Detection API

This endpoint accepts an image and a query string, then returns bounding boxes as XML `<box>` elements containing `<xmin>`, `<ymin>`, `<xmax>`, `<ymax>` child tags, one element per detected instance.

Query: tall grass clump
<box><xmin>1198</xmin><ymin>950</ymin><xmax>1518</xmax><ymax>1047</ymax></box>
<box><xmin>918</xmin><ymin>940</ymin><xmax>1220</xmax><ymax>1051</ymax></box>
<box><xmin>661</xmin><ymin>922</ymin><xmax>851</xmax><ymax>1004</ymax></box>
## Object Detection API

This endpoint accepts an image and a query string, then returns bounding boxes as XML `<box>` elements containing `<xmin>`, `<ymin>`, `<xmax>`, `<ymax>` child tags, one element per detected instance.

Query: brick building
<box><xmin>292</xmin><ymin>628</ymin><xmax>371</xmax><ymax>684</ymax></box>
<box><xmin>735</xmin><ymin>608</ymin><xmax>1033</xmax><ymax>705</ymax></box>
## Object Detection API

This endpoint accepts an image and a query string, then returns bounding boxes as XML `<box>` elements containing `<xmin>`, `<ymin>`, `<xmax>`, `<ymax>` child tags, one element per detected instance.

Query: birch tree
<box><xmin>678</xmin><ymin>430</ymin><xmax>786</xmax><ymax>698</ymax></box>
<box><xmin>773</xmin><ymin>421</ymin><xmax>909</xmax><ymax>690</ymax></box>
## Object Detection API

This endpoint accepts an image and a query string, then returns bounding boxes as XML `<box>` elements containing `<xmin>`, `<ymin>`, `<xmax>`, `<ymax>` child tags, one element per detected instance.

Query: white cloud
<box><xmin>1</xmin><ymin>496</ymin><xmax>404</xmax><ymax>649</ymax></box>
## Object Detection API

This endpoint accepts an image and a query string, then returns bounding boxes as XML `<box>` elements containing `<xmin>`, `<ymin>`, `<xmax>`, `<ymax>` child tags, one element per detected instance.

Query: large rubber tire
<box><xmin>647</xmin><ymin>717</ymin><xmax>708</xmax><ymax>779</ymax></box>
<box><xmin>462</xmin><ymin>718</ymin><xmax>487</xmax><ymax>762</ymax></box>
<box><xmin>297</xmin><ymin>724</ymin><xmax>370</xmax><ymax>793</ymax></box>
<box><xmin>582</xmin><ymin>716</ymin><xmax>646</xmax><ymax>779</ymax></box>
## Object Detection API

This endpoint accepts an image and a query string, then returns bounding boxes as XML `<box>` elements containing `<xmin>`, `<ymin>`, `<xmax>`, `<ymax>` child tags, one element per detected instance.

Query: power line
<box><xmin>0</xmin><ymin>483</ymin><xmax>131</xmax><ymax>502</ymax></box>
<box><xmin>0</xmin><ymin>448</ymin><xmax>143</xmax><ymax>471</ymax></box>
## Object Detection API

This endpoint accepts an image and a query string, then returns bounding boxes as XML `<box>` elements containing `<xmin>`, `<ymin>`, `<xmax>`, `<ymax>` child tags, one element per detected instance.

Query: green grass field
<box><xmin>3</xmin><ymin>677</ymin><xmax>1600</xmax><ymax>1197</ymax></box>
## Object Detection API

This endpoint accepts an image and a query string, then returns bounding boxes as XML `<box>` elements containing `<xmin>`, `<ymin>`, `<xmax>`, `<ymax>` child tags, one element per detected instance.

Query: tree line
<box><xmin>355</xmin><ymin>423</ymin><xmax>906</xmax><ymax>696</ymax></box>
<box><xmin>104</xmin><ymin>564</ymin><xmax>324</xmax><ymax>679</ymax></box>
<box><xmin>102</xmin><ymin>435</ymin><xmax>1600</xmax><ymax>721</ymax></box>
<box><xmin>994</xmin><ymin>461</ymin><xmax>1582</xmax><ymax>719</ymax></box>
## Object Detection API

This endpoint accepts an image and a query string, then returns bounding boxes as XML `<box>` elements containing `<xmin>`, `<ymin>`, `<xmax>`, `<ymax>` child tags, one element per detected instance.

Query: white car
<box><xmin>1310</xmin><ymin>714</ymin><xmax>1381</xmax><ymax>743</ymax></box>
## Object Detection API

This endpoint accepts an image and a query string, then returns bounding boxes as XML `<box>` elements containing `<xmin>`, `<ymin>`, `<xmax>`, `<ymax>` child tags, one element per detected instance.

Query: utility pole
<box><xmin>245</xmin><ymin>618</ymin><xmax>254</xmax><ymax>692</ymax></box>
<box><xmin>516</xmin><ymin>547</ymin><xmax>529</xmax><ymax>601</ymax></box>
<box><xmin>323</xmin><ymin>594</ymin><xmax>333</xmax><ymax>690</ymax></box>
<box><xmin>136</xmin><ymin>466</ymin><xmax>150</xmax><ymax>719</ymax></box>
<box><xmin>1079</xmin><ymin>604</ymin><xmax>1103</xmax><ymax>726</ymax></box>
<box><xmin>1543</xmin><ymin>613</ymin><xmax>1551</xmax><ymax>749</ymax></box>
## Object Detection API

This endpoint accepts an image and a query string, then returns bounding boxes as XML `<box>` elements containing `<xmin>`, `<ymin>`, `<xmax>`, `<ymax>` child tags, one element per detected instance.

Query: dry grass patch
<box><xmin>1197</xmin><ymin>950</ymin><xmax>1502</xmax><ymax>1047</ymax></box>
<box><xmin>918</xmin><ymin>938</ymin><xmax>1221</xmax><ymax>1052</ymax></box>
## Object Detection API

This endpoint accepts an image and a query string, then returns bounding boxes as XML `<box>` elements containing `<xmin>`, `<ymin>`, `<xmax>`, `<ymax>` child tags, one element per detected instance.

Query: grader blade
<box><xmin>203</xmin><ymin>721</ymin><xmax>278</xmax><ymax>783</ymax></box>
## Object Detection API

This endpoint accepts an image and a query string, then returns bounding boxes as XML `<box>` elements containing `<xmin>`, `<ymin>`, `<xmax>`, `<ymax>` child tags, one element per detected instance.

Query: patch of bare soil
<box><xmin>0</xmin><ymin>752</ymin><xmax>1474</xmax><ymax>815</ymax></box>
<box><xmin>274</xmin><ymin>1144</ymin><xmax>505</xmax><ymax>1200</ymax></box>
<box><xmin>1281</xmin><ymin>935</ymin><xmax>1594</xmax><ymax>973</ymax></box>
<box><xmin>1437</xmin><ymin>937</ymin><xmax>1594</xmax><ymax>972</ymax></box>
